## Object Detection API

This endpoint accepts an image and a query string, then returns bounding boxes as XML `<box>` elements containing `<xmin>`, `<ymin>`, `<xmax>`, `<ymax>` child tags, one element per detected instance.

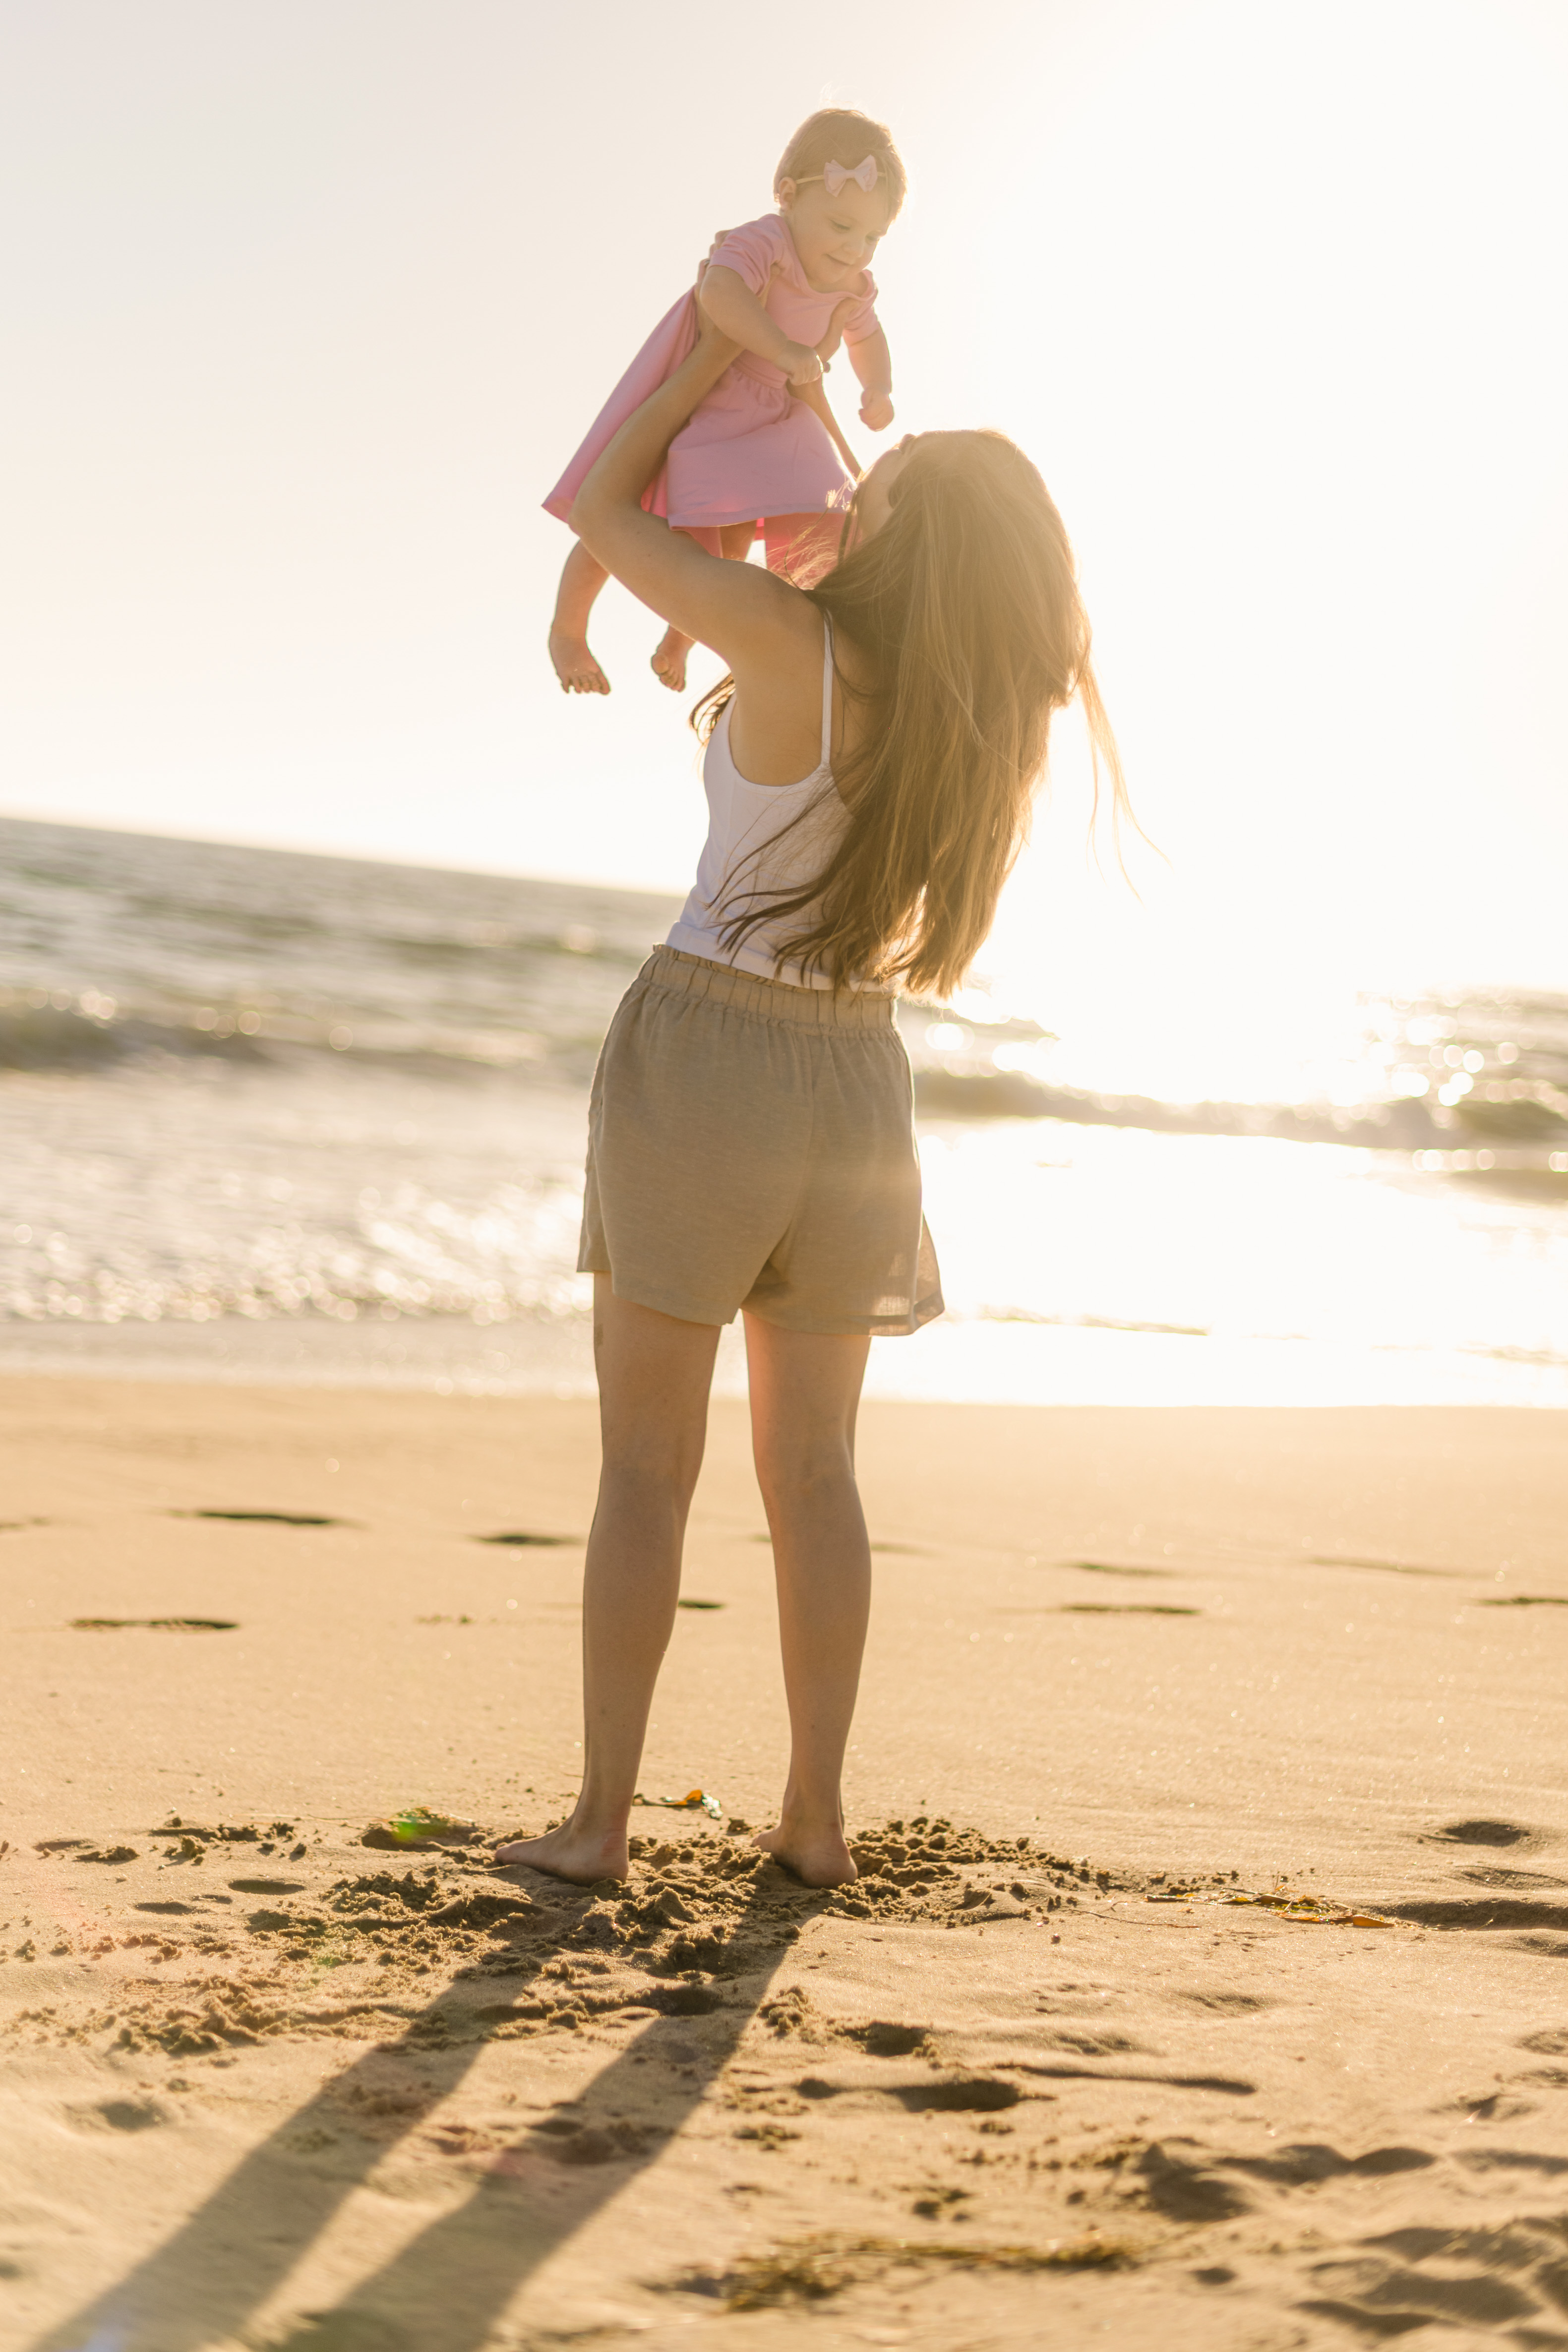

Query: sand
<box><xmin>2</xmin><ymin>1376</ymin><xmax>1568</xmax><ymax>2350</ymax></box>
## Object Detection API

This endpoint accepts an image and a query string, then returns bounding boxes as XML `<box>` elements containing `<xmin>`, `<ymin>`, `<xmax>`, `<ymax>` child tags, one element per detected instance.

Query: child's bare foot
<box><xmin>549</xmin><ymin>627</ymin><xmax>610</xmax><ymax>695</ymax></box>
<box><xmin>650</xmin><ymin>627</ymin><xmax>692</xmax><ymax>692</ymax></box>
<box><xmin>495</xmin><ymin>1822</ymin><xmax>627</xmax><ymax>1883</ymax></box>
<box><xmin>752</xmin><ymin>1819</ymin><xmax>858</xmax><ymax>1887</ymax></box>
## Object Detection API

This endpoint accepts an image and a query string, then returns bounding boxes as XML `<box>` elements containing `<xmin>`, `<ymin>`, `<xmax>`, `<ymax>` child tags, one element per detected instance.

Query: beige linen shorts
<box><xmin>579</xmin><ymin>946</ymin><xmax>944</xmax><ymax>1336</ymax></box>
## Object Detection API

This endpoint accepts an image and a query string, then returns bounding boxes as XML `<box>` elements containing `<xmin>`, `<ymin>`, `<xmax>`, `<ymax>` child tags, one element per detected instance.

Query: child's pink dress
<box><xmin>543</xmin><ymin>215</ymin><xmax>880</xmax><ymax>533</ymax></box>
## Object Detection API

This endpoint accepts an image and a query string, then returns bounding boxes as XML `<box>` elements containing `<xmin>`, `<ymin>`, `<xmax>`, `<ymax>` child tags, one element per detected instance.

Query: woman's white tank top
<box><xmin>665</xmin><ymin>620</ymin><xmax>862</xmax><ymax>991</ymax></box>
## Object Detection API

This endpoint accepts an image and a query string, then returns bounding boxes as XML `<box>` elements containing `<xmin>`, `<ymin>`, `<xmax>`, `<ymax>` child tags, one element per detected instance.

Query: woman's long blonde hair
<box><xmin>693</xmin><ymin>430</ymin><xmax>1129</xmax><ymax>1000</ymax></box>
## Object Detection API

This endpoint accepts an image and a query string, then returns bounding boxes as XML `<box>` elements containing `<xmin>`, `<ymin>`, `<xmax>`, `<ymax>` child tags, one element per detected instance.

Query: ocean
<box><xmin>3</xmin><ymin>814</ymin><xmax>1566</xmax><ymax>1405</ymax></box>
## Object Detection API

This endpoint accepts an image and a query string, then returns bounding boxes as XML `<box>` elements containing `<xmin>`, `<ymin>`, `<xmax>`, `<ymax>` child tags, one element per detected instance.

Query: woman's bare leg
<box><xmin>496</xmin><ymin>1279</ymin><xmax>721</xmax><ymax>1882</ymax></box>
<box><xmin>549</xmin><ymin>539</ymin><xmax>613</xmax><ymax>695</ymax></box>
<box><xmin>651</xmin><ymin>522</ymin><xmax>756</xmax><ymax>691</ymax></box>
<box><xmin>744</xmin><ymin>1315</ymin><xmax>872</xmax><ymax>1886</ymax></box>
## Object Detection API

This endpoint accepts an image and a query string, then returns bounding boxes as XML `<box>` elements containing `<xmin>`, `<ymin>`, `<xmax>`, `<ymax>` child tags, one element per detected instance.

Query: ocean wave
<box><xmin>0</xmin><ymin>1000</ymin><xmax>137</xmax><ymax>1071</ymax></box>
<box><xmin>0</xmin><ymin>814</ymin><xmax>679</xmax><ymax>1085</ymax></box>
<box><xmin>908</xmin><ymin>980</ymin><xmax>1568</xmax><ymax>1160</ymax></box>
<box><xmin>911</xmin><ymin>1067</ymin><xmax>1568</xmax><ymax>1159</ymax></box>
<box><xmin>0</xmin><ymin>990</ymin><xmax>569</xmax><ymax>1079</ymax></box>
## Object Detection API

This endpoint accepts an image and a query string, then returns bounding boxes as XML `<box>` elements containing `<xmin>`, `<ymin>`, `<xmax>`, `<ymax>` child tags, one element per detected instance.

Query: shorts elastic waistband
<box><xmin>640</xmin><ymin>945</ymin><xmax>896</xmax><ymax>1030</ymax></box>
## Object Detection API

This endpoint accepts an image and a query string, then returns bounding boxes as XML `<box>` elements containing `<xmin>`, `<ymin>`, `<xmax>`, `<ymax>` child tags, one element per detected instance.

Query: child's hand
<box><xmin>859</xmin><ymin>389</ymin><xmax>896</xmax><ymax>431</ymax></box>
<box><xmin>779</xmin><ymin>339</ymin><xmax>825</xmax><ymax>387</ymax></box>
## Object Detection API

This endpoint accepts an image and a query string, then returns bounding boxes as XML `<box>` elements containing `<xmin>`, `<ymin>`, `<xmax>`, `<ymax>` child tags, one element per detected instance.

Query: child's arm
<box><xmin>845</xmin><ymin>326</ymin><xmax>895</xmax><ymax>432</ymax></box>
<box><xmin>699</xmin><ymin>263</ymin><xmax>824</xmax><ymax>389</ymax></box>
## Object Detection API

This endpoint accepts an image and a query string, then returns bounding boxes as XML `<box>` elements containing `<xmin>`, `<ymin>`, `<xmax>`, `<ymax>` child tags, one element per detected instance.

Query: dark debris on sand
<box><xmin>672</xmin><ymin>2228</ymin><xmax>1136</xmax><ymax>2312</ymax></box>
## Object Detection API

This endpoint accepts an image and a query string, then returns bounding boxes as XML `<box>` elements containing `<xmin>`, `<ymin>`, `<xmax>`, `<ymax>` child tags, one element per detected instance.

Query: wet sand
<box><xmin>3</xmin><ymin>1378</ymin><xmax>1568</xmax><ymax>2349</ymax></box>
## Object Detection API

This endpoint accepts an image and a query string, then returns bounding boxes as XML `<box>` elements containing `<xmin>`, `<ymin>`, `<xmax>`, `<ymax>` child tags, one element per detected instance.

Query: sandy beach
<box><xmin>0</xmin><ymin>1377</ymin><xmax>1565</xmax><ymax>2348</ymax></box>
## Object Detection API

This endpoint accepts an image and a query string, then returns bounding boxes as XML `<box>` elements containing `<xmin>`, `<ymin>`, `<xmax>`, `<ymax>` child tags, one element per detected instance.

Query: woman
<box><xmin>500</xmin><ymin>311</ymin><xmax>1125</xmax><ymax>1890</ymax></box>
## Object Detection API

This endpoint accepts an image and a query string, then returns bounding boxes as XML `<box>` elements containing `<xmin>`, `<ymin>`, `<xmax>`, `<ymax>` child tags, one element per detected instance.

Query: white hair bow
<box><xmin>822</xmin><ymin>156</ymin><xmax>879</xmax><ymax>196</ymax></box>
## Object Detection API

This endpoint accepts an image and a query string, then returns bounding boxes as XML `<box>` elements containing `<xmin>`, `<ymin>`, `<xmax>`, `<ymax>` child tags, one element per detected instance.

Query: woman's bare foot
<box><xmin>752</xmin><ymin>1819</ymin><xmax>858</xmax><ymax>1888</ymax></box>
<box><xmin>650</xmin><ymin>627</ymin><xmax>692</xmax><ymax>692</ymax></box>
<box><xmin>549</xmin><ymin>627</ymin><xmax>610</xmax><ymax>695</ymax></box>
<box><xmin>495</xmin><ymin>1821</ymin><xmax>628</xmax><ymax>1883</ymax></box>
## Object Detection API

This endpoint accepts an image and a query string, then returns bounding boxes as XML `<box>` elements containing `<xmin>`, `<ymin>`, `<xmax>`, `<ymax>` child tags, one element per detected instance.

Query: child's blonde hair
<box><xmin>774</xmin><ymin>108</ymin><xmax>907</xmax><ymax>220</ymax></box>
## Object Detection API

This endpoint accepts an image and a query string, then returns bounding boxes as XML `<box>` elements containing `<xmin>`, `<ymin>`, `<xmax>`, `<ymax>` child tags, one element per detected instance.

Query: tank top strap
<box><xmin>819</xmin><ymin>616</ymin><xmax>835</xmax><ymax>774</ymax></box>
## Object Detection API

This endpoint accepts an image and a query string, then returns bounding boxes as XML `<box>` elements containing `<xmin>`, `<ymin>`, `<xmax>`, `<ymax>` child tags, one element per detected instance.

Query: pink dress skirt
<box><xmin>543</xmin><ymin>216</ymin><xmax>880</xmax><ymax>535</ymax></box>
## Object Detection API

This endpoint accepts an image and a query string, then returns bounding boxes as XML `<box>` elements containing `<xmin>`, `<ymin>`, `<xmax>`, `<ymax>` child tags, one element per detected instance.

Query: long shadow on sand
<box><xmin>32</xmin><ymin>1875</ymin><xmax>816</xmax><ymax>2352</ymax></box>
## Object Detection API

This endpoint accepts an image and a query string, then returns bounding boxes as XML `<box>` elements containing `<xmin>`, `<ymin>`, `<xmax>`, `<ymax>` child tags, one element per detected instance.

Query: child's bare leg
<box><xmin>550</xmin><ymin>539</ymin><xmax>613</xmax><ymax>694</ymax></box>
<box><xmin>495</xmin><ymin>1280</ymin><xmax>720</xmax><ymax>1883</ymax></box>
<box><xmin>743</xmin><ymin>1315</ymin><xmax>871</xmax><ymax>1887</ymax></box>
<box><xmin>651</xmin><ymin>523</ymin><xmax>755</xmax><ymax>691</ymax></box>
<box><xmin>762</xmin><ymin>512</ymin><xmax>844</xmax><ymax>588</ymax></box>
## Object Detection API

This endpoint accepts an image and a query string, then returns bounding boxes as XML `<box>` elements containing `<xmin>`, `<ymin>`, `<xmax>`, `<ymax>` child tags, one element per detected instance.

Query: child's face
<box><xmin>777</xmin><ymin>176</ymin><xmax>893</xmax><ymax>292</ymax></box>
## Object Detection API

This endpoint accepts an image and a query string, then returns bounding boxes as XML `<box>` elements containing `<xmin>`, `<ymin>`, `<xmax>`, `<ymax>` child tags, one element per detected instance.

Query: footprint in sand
<box><xmin>1068</xmin><ymin>1560</ymin><xmax>1174</xmax><ymax>1578</ymax></box>
<box><xmin>1127</xmin><ymin>2138</ymin><xmax>1433</xmax><ymax>2231</ymax></box>
<box><xmin>1425</xmin><ymin>1818</ymin><xmax>1544</xmax><ymax>1851</ymax></box>
<box><xmin>1309</xmin><ymin>1553</ymin><xmax>1458</xmax><ymax>1576</ymax></box>
<box><xmin>1171</xmin><ymin>1991</ymin><xmax>1275</xmax><ymax>2014</ymax></box>
<box><xmin>1228</xmin><ymin>2142</ymin><xmax>1435</xmax><ymax>2184</ymax></box>
<box><xmin>842</xmin><ymin>2021</ymin><xmax>932</xmax><ymax>2057</ymax></box>
<box><xmin>1301</xmin><ymin>2212</ymin><xmax>1568</xmax><ymax>2338</ymax></box>
<box><xmin>475</xmin><ymin>1530</ymin><xmax>581</xmax><ymax>1547</ymax></box>
<box><xmin>1057</xmin><ymin>1603</ymin><xmax>1201</xmax><ymax>1617</ymax></box>
<box><xmin>70</xmin><ymin>1617</ymin><xmax>238</xmax><ymax>1633</ymax></box>
<box><xmin>170</xmin><ymin>1508</ymin><xmax>347</xmax><ymax>1527</ymax></box>
<box><xmin>70</xmin><ymin>2100</ymin><xmax>165</xmax><ymax>2133</ymax></box>
<box><xmin>798</xmin><ymin>2075</ymin><xmax>1023</xmax><ymax>2114</ymax></box>
<box><xmin>1458</xmin><ymin>1865</ymin><xmax>1568</xmax><ymax>1889</ymax></box>
<box><xmin>1127</xmin><ymin>2144</ymin><xmax>1255</xmax><ymax>2222</ymax></box>
<box><xmin>1382</xmin><ymin>1896</ymin><xmax>1568</xmax><ymax>1930</ymax></box>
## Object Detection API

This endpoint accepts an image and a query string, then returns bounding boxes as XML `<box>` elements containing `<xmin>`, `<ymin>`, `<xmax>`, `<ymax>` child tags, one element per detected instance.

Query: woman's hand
<box><xmin>778</xmin><ymin>338</ymin><xmax>825</xmax><ymax>387</ymax></box>
<box><xmin>697</xmin><ymin>228</ymin><xmax>732</xmax><ymax>286</ymax></box>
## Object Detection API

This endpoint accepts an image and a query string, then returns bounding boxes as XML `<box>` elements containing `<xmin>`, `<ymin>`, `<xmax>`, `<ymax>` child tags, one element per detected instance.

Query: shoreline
<box><xmin>3</xmin><ymin>1313</ymin><xmax>1566</xmax><ymax>1407</ymax></box>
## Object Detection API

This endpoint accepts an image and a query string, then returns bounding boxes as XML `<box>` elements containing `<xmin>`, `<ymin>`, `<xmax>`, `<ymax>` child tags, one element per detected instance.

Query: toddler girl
<box><xmin>543</xmin><ymin>107</ymin><xmax>905</xmax><ymax>696</ymax></box>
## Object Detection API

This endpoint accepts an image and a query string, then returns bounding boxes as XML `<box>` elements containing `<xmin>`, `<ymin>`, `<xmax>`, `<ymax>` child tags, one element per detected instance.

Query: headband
<box><xmin>796</xmin><ymin>155</ymin><xmax>880</xmax><ymax>197</ymax></box>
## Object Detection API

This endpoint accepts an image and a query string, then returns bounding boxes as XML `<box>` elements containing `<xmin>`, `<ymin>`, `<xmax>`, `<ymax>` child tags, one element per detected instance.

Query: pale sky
<box><xmin>4</xmin><ymin>0</ymin><xmax>1567</xmax><ymax>1017</ymax></box>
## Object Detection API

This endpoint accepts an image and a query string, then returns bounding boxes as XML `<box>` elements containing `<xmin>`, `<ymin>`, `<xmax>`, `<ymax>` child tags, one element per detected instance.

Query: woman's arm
<box><xmin>569</xmin><ymin>314</ymin><xmax>820</xmax><ymax>676</ymax></box>
<box><xmin>699</xmin><ymin>263</ymin><xmax>824</xmax><ymax>387</ymax></box>
<box><xmin>846</xmin><ymin>328</ymin><xmax>895</xmax><ymax>432</ymax></box>
<box><xmin>792</xmin><ymin>375</ymin><xmax>860</xmax><ymax>479</ymax></box>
